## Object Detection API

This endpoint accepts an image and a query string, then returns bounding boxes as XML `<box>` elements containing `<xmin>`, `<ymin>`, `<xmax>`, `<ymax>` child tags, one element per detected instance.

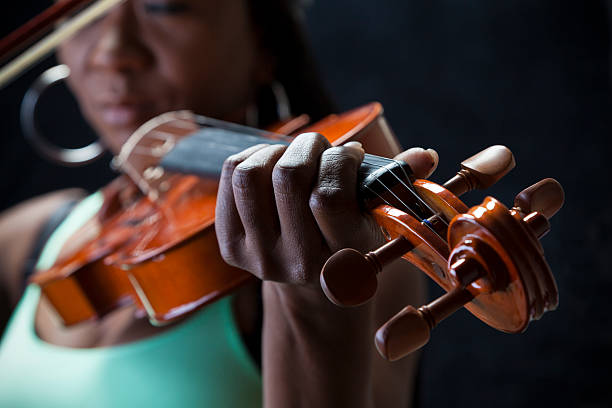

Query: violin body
<box><xmin>32</xmin><ymin>102</ymin><xmax>563</xmax><ymax>361</ymax></box>
<box><xmin>32</xmin><ymin>103</ymin><xmax>402</xmax><ymax>325</ymax></box>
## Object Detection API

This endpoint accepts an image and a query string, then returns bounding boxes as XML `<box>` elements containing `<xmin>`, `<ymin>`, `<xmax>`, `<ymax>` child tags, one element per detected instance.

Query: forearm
<box><xmin>214</xmin><ymin>136</ymin><xmax>435</xmax><ymax>407</ymax></box>
<box><xmin>262</xmin><ymin>281</ymin><xmax>376</xmax><ymax>408</ymax></box>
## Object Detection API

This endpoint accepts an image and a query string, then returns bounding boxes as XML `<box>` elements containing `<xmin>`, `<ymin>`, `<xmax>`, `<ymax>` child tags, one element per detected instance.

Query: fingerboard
<box><xmin>160</xmin><ymin>128</ymin><xmax>430</xmax><ymax>218</ymax></box>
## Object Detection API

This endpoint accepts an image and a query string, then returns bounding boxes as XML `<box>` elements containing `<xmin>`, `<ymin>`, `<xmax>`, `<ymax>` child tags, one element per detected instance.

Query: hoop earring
<box><xmin>245</xmin><ymin>80</ymin><xmax>292</xmax><ymax>128</ymax></box>
<box><xmin>20</xmin><ymin>64</ymin><xmax>105</xmax><ymax>167</ymax></box>
<box><xmin>245</xmin><ymin>102</ymin><xmax>259</xmax><ymax>128</ymax></box>
<box><xmin>271</xmin><ymin>81</ymin><xmax>291</xmax><ymax>122</ymax></box>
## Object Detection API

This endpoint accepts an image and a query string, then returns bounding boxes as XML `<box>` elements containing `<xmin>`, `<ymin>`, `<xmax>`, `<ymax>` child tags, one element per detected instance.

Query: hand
<box><xmin>215</xmin><ymin>132</ymin><xmax>438</xmax><ymax>289</ymax></box>
<box><xmin>216</xmin><ymin>133</ymin><xmax>437</xmax><ymax>407</ymax></box>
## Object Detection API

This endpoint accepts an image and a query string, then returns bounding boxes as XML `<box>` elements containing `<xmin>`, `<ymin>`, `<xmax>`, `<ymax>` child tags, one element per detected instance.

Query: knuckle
<box><xmin>250</xmin><ymin>254</ymin><xmax>279</xmax><ymax>281</ymax></box>
<box><xmin>271</xmin><ymin>162</ymin><xmax>305</xmax><ymax>192</ymax></box>
<box><xmin>294</xmin><ymin>132</ymin><xmax>330</xmax><ymax>148</ymax></box>
<box><xmin>289</xmin><ymin>254</ymin><xmax>324</xmax><ymax>286</ymax></box>
<box><xmin>218</xmin><ymin>239</ymin><xmax>244</xmax><ymax>269</ymax></box>
<box><xmin>222</xmin><ymin>153</ymin><xmax>245</xmax><ymax>173</ymax></box>
<box><xmin>289</xmin><ymin>263</ymin><xmax>310</xmax><ymax>285</ymax></box>
<box><xmin>321</xmin><ymin>146</ymin><xmax>359</xmax><ymax>166</ymax></box>
<box><xmin>271</xmin><ymin>134</ymin><xmax>329</xmax><ymax>191</ymax></box>
<box><xmin>222</xmin><ymin>143</ymin><xmax>273</xmax><ymax>176</ymax></box>
<box><xmin>231</xmin><ymin>163</ymin><xmax>264</xmax><ymax>190</ymax></box>
<box><xmin>309</xmin><ymin>186</ymin><xmax>347</xmax><ymax>215</ymax></box>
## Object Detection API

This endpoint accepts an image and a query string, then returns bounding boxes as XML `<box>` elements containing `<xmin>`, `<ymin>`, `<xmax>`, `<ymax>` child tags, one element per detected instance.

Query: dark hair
<box><xmin>248</xmin><ymin>0</ymin><xmax>337</xmax><ymax>126</ymax></box>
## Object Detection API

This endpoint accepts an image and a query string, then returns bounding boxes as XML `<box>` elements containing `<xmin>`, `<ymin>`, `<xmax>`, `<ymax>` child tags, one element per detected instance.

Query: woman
<box><xmin>0</xmin><ymin>0</ymin><xmax>438</xmax><ymax>406</ymax></box>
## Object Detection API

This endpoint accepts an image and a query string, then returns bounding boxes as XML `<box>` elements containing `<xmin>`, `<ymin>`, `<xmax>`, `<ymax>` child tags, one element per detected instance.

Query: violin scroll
<box><xmin>320</xmin><ymin>145</ymin><xmax>515</xmax><ymax>308</ymax></box>
<box><xmin>320</xmin><ymin>147</ymin><xmax>564</xmax><ymax>361</ymax></box>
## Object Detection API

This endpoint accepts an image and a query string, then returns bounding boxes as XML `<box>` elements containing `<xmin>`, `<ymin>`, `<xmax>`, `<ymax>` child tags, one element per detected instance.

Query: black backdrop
<box><xmin>1</xmin><ymin>1</ymin><xmax>611</xmax><ymax>407</ymax></box>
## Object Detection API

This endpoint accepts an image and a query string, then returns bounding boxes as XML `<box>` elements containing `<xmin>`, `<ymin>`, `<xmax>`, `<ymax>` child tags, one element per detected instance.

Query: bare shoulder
<box><xmin>0</xmin><ymin>189</ymin><xmax>86</xmax><ymax>306</ymax></box>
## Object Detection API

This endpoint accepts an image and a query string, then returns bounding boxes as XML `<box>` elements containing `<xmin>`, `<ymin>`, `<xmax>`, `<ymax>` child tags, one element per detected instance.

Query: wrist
<box><xmin>263</xmin><ymin>281</ymin><xmax>375</xmax><ymax>333</ymax></box>
<box><xmin>261</xmin><ymin>281</ymin><xmax>377</xmax><ymax>408</ymax></box>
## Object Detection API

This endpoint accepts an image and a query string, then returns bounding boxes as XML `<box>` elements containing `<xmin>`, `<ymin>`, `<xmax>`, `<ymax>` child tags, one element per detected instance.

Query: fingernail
<box><xmin>344</xmin><ymin>141</ymin><xmax>363</xmax><ymax>149</ymax></box>
<box><xmin>344</xmin><ymin>141</ymin><xmax>365</xmax><ymax>156</ymax></box>
<box><xmin>426</xmin><ymin>149</ymin><xmax>439</xmax><ymax>167</ymax></box>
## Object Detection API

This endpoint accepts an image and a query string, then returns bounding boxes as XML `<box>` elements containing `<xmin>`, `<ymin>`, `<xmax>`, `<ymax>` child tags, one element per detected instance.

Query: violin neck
<box><xmin>159</xmin><ymin>127</ymin><xmax>415</xmax><ymax>208</ymax></box>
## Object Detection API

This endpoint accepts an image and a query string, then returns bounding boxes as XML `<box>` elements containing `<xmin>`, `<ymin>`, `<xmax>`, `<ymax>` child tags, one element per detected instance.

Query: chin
<box><xmin>85</xmin><ymin>117</ymin><xmax>137</xmax><ymax>155</ymax></box>
<box><xmin>100</xmin><ymin>128</ymin><xmax>136</xmax><ymax>154</ymax></box>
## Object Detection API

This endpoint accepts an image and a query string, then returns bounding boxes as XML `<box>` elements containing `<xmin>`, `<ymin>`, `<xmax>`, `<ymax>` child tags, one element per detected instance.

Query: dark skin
<box><xmin>0</xmin><ymin>0</ymin><xmax>439</xmax><ymax>406</ymax></box>
<box><xmin>216</xmin><ymin>134</ymin><xmax>437</xmax><ymax>407</ymax></box>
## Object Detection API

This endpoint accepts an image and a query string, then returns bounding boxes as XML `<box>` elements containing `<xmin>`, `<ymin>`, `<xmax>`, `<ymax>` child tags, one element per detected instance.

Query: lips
<box><xmin>88</xmin><ymin>77</ymin><xmax>159</xmax><ymax>129</ymax></box>
<box><xmin>97</xmin><ymin>101</ymin><xmax>156</xmax><ymax>128</ymax></box>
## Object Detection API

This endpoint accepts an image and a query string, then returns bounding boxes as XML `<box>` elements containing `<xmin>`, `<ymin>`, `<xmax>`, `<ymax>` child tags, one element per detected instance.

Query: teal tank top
<box><xmin>0</xmin><ymin>193</ymin><xmax>262</xmax><ymax>407</ymax></box>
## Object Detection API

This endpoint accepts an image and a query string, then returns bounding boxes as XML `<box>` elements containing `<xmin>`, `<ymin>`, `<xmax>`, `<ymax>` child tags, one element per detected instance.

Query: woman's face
<box><xmin>58</xmin><ymin>0</ymin><xmax>269</xmax><ymax>153</ymax></box>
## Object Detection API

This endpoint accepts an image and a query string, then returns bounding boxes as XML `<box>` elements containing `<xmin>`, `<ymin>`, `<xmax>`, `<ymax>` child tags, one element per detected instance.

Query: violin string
<box><xmin>361</xmin><ymin>155</ymin><xmax>449</xmax><ymax>229</ymax></box>
<box><xmin>194</xmin><ymin>116</ymin><xmax>293</xmax><ymax>142</ymax></box>
<box><xmin>360</xmin><ymin>183</ymin><xmax>443</xmax><ymax>249</ymax></box>
<box><xmin>198</xmin><ymin>137</ymin><xmax>443</xmax><ymax>229</ymax></box>
<box><xmin>362</xmin><ymin>185</ymin><xmax>397</xmax><ymax>210</ymax></box>
<box><xmin>173</xmin><ymin>132</ymin><xmax>422</xmax><ymax>222</ymax></box>
<box><xmin>199</xmin><ymin>138</ymin><xmax>424</xmax><ymax>220</ymax></box>
<box><xmin>387</xmin><ymin>161</ymin><xmax>449</xmax><ymax>228</ymax></box>
<box><xmin>189</xmin><ymin>128</ymin><xmax>397</xmax><ymax>168</ymax></box>
<box><xmin>393</xmin><ymin>159</ymin><xmax>413</xmax><ymax>186</ymax></box>
<box><xmin>372</xmin><ymin>175</ymin><xmax>443</xmax><ymax>239</ymax></box>
<box><xmin>361</xmin><ymin>158</ymin><xmax>421</xmax><ymax>210</ymax></box>
<box><xmin>361</xmin><ymin>160</ymin><xmax>447</xmax><ymax>239</ymax></box>
<box><xmin>173</xmin><ymin>129</ymin><xmax>449</xmax><ymax>235</ymax></box>
<box><xmin>187</xmin><ymin>128</ymin><xmax>400</xmax><ymax>169</ymax></box>
<box><xmin>372</xmin><ymin>178</ymin><xmax>423</xmax><ymax>221</ymax></box>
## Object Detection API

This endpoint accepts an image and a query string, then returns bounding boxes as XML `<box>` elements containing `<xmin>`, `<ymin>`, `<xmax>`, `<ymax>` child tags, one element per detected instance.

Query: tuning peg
<box><xmin>513</xmin><ymin>178</ymin><xmax>564</xmax><ymax>219</ymax></box>
<box><xmin>375</xmin><ymin>257</ymin><xmax>483</xmax><ymax>361</ymax></box>
<box><xmin>320</xmin><ymin>237</ymin><xmax>414</xmax><ymax>307</ymax></box>
<box><xmin>443</xmin><ymin>145</ymin><xmax>515</xmax><ymax>197</ymax></box>
<box><xmin>512</xmin><ymin>178</ymin><xmax>564</xmax><ymax>238</ymax></box>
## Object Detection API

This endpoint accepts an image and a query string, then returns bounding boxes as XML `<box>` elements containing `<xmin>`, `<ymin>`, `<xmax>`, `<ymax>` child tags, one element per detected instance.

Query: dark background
<box><xmin>1</xmin><ymin>1</ymin><xmax>611</xmax><ymax>407</ymax></box>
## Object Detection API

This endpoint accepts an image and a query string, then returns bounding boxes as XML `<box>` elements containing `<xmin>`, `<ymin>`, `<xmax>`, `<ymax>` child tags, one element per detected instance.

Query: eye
<box><xmin>143</xmin><ymin>2</ymin><xmax>189</xmax><ymax>15</ymax></box>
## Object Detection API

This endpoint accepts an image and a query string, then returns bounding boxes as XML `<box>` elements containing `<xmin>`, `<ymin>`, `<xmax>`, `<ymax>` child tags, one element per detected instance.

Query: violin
<box><xmin>31</xmin><ymin>102</ymin><xmax>564</xmax><ymax>362</ymax></box>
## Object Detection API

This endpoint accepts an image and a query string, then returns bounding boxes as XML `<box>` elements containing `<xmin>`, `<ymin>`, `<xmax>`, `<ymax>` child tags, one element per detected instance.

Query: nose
<box><xmin>88</xmin><ymin>4</ymin><xmax>153</xmax><ymax>73</ymax></box>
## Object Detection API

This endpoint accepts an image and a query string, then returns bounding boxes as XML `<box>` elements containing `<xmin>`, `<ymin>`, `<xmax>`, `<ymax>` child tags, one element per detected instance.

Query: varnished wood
<box><xmin>513</xmin><ymin>178</ymin><xmax>564</xmax><ymax>218</ymax></box>
<box><xmin>33</xmin><ymin>103</ymin><xmax>404</xmax><ymax>326</ymax></box>
<box><xmin>376</xmin><ymin>286</ymin><xmax>474</xmax><ymax>361</ymax></box>
<box><xmin>320</xmin><ymin>237</ymin><xmax>414</xmax><ymax>307</ymax></box>
<box><xmin>443</xmin><ymin>145</ymin><xmax>515</xmax><ymax>196</ymax></box>
<box><xmin>0</xmin><ymin>0</ymin><xmax>92</xmax><ymax>61</ymax></box>
<box><xmin>320</xmin><ymin>144</ymin><xmax>563</xmax><ymax>360</ymax></box>
<box><xmin>31</xmin><ymin>102</ymin><xmax>563</xmax><ymax>363</ymax></box>
<box><xmin>0</xmin><ymin>0</ymin><xmax>125</xmax><ymax>89</ymax></box>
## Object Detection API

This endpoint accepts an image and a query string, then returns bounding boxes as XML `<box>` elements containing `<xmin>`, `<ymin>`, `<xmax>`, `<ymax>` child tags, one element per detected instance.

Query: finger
<box><xmin>233</xmin><ymin>144</ymin><xmax>287</xmax><ymax>249</ymax></box>
<box><xmin>309</xmin><ymin>143</ymin><xmax>372</xmax><ymax>253</ymax></box>
<box><xmin>215</xmin><ymin>144</ymin><xmax>270</xmax><ymax>266</ymax></box>
<box><xmin>394</xmin><ymin>148</ymin><xmax>438</xmax><ymax>179</ymax></box>
<box><xmin>272</xmin><ymin>133</ymin><xmax>331</xmax><ymax>280</ymax></box>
